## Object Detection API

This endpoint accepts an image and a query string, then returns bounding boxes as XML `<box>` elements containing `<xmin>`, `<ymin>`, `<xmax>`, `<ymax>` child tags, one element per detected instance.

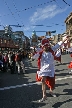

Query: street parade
<box><xmin>0</xmin><ymin>0</ymin><xmax>72</xmax><ymax>108</ymax></box>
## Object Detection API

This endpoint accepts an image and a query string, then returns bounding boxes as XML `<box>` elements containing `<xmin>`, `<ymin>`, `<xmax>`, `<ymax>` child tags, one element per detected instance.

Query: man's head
<box><xmin>17</xmin><ymin>50</ymin><xmax>21</xmax><ymax>54</ymax></box>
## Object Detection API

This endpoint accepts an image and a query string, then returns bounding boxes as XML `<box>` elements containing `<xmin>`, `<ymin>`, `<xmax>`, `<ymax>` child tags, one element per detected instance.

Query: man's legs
<box><xmin>13</xmin><ymin>61</ymin><xmax>16</xmax><ymax>73</ymax></box>
<box><xmin>17</xmin><ymin>62</ymin><xmax>21</xmax><ymax>74</ymax></box>
<box><xmin>21</xmin><ymin>61</ymin><xmax>25</xmax><ymax>73</ymax></box>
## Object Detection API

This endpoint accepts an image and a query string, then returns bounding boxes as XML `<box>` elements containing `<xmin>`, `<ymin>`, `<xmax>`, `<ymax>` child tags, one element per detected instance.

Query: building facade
<box><xmin>65</xmin><ymin>12</ymin><xmax>72</xmax><ymax>47</ymax></box>
<box><xmin>0</xmin><ymin>26</ymin><xmax>19</xmax><ymax>51</ymax></box>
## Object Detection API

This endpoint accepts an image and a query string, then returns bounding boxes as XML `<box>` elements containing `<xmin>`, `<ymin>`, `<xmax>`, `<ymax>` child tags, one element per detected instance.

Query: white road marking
<box><xmin>0</xmin><ymin>76</ymin><xmax>72</xmax><ymax>91</ymax></box>
<box><xmin>55</xmin><ymin>76</ymin><xmax>72</xmax><ymax>81</ymax></box>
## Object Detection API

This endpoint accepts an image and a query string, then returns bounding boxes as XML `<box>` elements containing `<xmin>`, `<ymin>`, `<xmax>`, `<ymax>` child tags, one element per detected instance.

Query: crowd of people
<box><xmin>0</xmin><ymin>50</ymin><xmax>27</xmax><ymax>74</ymax></box>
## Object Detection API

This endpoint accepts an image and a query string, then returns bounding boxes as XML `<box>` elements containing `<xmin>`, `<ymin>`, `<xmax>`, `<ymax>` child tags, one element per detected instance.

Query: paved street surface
<box><xmin>0</xmin><ymin>54</ymin><xmax>72</xmax><ymax>108</ymax></box>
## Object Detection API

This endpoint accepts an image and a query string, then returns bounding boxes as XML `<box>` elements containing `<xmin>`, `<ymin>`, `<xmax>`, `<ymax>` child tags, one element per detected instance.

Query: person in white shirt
<box><xmin>32</xmin><ymin>36</ymin><xmax>69</xmax><ymax>102</ymax></box>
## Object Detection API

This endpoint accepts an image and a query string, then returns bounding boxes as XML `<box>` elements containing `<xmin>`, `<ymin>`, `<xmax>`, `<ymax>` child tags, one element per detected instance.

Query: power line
<box><xmin>62</xmin><ymin>0</ymin><xmax>70</xmax><ymax>6</ymax></box>
<box><xmin>2</xmin><ymin>0</ymin><xmax>54</xmax><ymax>17</ymax></box>
<box><xmin>3</xmin><ymin>0</ymin><xmax>19</xmax><ymax>25</ymax></box>
<box><xmin>53</xmin><ymin>0</ymin><xmax>68</xmax><ymax>16</ymax></box>
<box><xmin>14</xmin><ymin>0</ymin><xmax>54</xmax><ymax>12</ymax></box>
<box><xmin>12</xmin><ymin>0</ymin><xmax>24</xmax><ymax>26</ymax></box>
<box><xmin>2</xmin><ymin>0</ymin><xmax>55</xmax><ymax>36</ymax></box>
<box><xmin>12</xmin><ymin>0</ymin><xmax>30</xmax><ymax>37</ymax></box>
<box><xmin>1</xmin><ymin>0</ymin><xmax>68</xmax><ymax>35</ymax></box>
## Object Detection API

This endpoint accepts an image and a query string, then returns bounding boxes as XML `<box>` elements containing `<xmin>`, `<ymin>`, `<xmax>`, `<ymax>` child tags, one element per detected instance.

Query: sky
<box><xmin>0</xmin><ymin>0</ymin><xmax>72</xmax><ymax>38</ymax></box>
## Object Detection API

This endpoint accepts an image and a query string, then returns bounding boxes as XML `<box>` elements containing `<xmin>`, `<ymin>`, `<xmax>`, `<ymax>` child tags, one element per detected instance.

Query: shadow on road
<box><xmin>52</xmin><ymin>98</ymin><xmax>72</xmax><ymax>108</ymax></box>
<box><xmin>55</xmin><ymin>69</ymin><xmax>68</xmax><ymax>76</ymax></box>
<box><xmin>55</xmin><ymin>62</ymin><xmax>69</xmax><ymax>66</ymax></box>
<box><xmin>63</xmin><ymin>88</ymin><xmax>72</xmax><ymax>95</ymax></box>
<box><xmin>25</xmin><ymin>68</ymin><xmax>38</xmax><ymax>74</ymax></box>
<box><xmin>55</xmin><ymin>83</ymin><xmax>69</xmax><ymax>88</ymax></box>
<box><xmin>0</xmin><ymin>73</ymin><xmax>29</xmax><ymax>88</ymax></box>
<box><xmin>0</xmin><ymin>84</ymin><xmax>47</xmax><ymax>108</ymax></box>
<box><xmin>24</xmin><ymin>58</ymin><xmax>37</xmax><ymax>68</ymax></box>
<box><xmin>54</xmin><ymin>88</ymin><xmax>72</xmax><ymax>97</ymax></box>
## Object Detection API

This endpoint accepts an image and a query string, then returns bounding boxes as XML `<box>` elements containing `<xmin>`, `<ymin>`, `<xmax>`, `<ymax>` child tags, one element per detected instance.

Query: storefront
<box><xmin>0</xmin><ymin>37</ymin><xmax>19</xmax><ymax>51</ymax></box>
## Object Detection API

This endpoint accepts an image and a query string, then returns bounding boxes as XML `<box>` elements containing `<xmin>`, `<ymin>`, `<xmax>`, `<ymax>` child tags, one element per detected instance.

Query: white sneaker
<box><xmin>38</xmin><ymin>97</ymin><xmax>47</xmax><ymax>102</ymax></box>
<box><xmin>49</xmin><ymin>92</ymin><xmax>56</xmax><ymax>97</ymax></box>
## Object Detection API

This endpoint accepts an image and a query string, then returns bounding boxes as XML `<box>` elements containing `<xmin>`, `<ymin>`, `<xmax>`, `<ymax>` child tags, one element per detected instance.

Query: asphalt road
<box><xmin>0</xmin><ymin>54</ymin><xmax>72</xmax><ymax>108</ymax></box>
